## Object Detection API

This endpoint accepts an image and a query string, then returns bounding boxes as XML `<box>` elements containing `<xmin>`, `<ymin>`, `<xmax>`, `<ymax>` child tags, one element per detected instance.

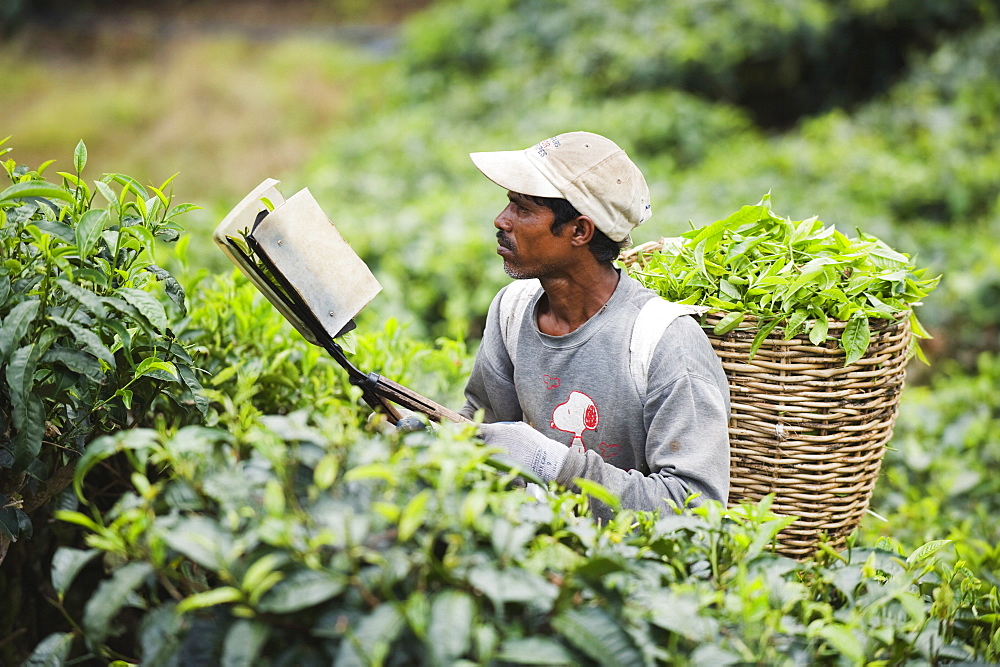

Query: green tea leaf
<box><xmin>75</xmin><ymin>209</ymin><xmax>108</xmax><ymax>259</ymax></box>
<box><xmin>842</xmin><ymin>316</ymin><xmax>871</xmax><ymax>365</ymax></box>
<box><xmin>725</xmin><ymin>236</ymin><xmax>765</xmax><ymax>265</ymax></box>
<box><xmin>754</xmin><ymin>275</ymin><xmax>789</xmax><ymax>287</ymax></box>
<box><xmin>688</xmin><ymin>213</ymin><xmax>728</xmax><ymax>251</ymax></box>
<box><xmin>713</xmin><ymin>311</ymin><xmax>744</xmax><ymax>335</ymax></box>
<box><xmin>133</xmin><ymin>357</ymin><xmax>179</xmax><ymax>381</ymax></box>
<box><xmin>57</xmin><ymin>170</ymin><xmax>86</xmax><ymax>190</ymax></box>
<box><xmin>147</xmin><ymin>184</ymin><xmax>170</xmax><ymax>210</ymax></box>
<box><xmin>909</xmin><ymin>312</ymin><xmax>930</xmax><ymax>339</ymax></box>
<box><xmin>718</xmin><ymin>279</ymin><xmax>741</xmax><ymax>301</ymax></box>
<box><xmin>313</xmin><ymin>454</ymin><xmax>340</xmax><ymax>490</ymax></box>
<box><xmin>906</xmin><ymin>539</ymin><xmax>952</xmax><ymax>566</ymax></box>
<box><xmin>161</xmin><ymin>515</ymin><xmax>234</xmax><ymax>569</ymax></box>
<box><xmin>398</xmin><ymin>489</ymin><xmax>431</xmax><ymax>542</ymax></box>
<box><xmin>256</xmin><ymin>569</ymin><xmax>344</xmax><ymax>614</ymax></box>
<box><xmin>809</xmin><ymin>310</ymin><xmax>829</xmax><ymax>346</ymax></box>
<box><xmin>117</xmin><ymin>388</ymin><xmax>133</xmax><ymax>409</ymax></box>
<box><xmin>42</xmin><ymin>346</ymin><xmax>105</xmax><ymax>382</ymax></box>
<box><xmin>334</xmin><ymin>603</ymin><xmax>405</xmax><ymax>667</ymax></box>
<box><xmin>0</xmin><ymin>181</ymin><xmax>75</xmax><ymax>204</ymax></box>
<box><xmin>864</xmin><ymin>293</ymin><xmax>897</xmax><ymax>317</ymax></box>
<box><xmin>0</xmin><ymin>299</ymin><xmax>40</xmax><ymax>360</ymax></box>
<box><xmin>240</xmin><ymin>553</ymin><xmax>288</xmax><ymax>598</ymax></box>
<box><xmin>49</xmin><ymin>316</ymin><xmax>116</xmax><ymax>368</ymax></box>
<box><xmin>789</xmin><ymin>216</ymin><xmax>818</xmax><ymax>245</ymax></box>
<box><xmin>785</xmin><ymin>257</ymin><xmax>838</xmax><ymax>297</ymax></box>
<box><xmin>32</xmin><ymin>219</ymin><xmax>76</xmax><ymax>243</ymax></box>
<box><xmin>784</xmin><ymin>308</ymin><xmax>810</xmax><ymax>340</ymax></box>
<box><xmin>73</xmin><ymin>140</ymin><xmax>87</xmax><ymax>173</ymax></box>
<box><xmin>496</xmin><ymin>637</ymin><xmax>575</xmax><ymax>665</ymax></box>
<box><xmin>54</xmin><ymin>510</ymin><xmax>99</xmax><ymax>533</ymax></box>
<box><xmin>118</xmin><ymin>288</ymin><xmax>169</xmax><ymax>332</ymax></box>
<box><xmin>748</xmin><ymin>317</ymin><xmax>782</xmax><ymax>361</ymax></box>
<box><xmin>176</xmin><ymin>586</ymin><xmax>243</xmax><ymax>614</ymax></box>
<box><xmin>222</xmin><ymin>619</ymin><xmax>270</xmax><ymax>667</ymax></box>
<box><xmin>83</xmin><ymin>561</ymin><xmax>154</xmax><ymax>643</ymax></box>
<box><xmin>5</xmin><ymin>342</ymin><xmax>38</xmax><ymax>403</ymax></box>
<box><xmin>23</xmin><ymin>632</ymin><xmax>74</xmax><ymax>667</ymax></box>
<box><xmin>104</xmin><ymin>173</ymin><xmax>149</xmax><ymax>201</ymax></box>
<box><xmin>56</xmin><ymin>279</ymin><xmax>108</xmax><ymax>319</ymax></box>
<box><xmin>93</xmin><ymin>179</ymin><xmax>120</xmax><ymax>212</ymax></box>
<box><xmin>51</xmin><ymin>547</ymin><xmax>101</xmax><ymax>601</ymax></box>
<box><xmin>468</xmin><ymin>565</ymin><xmax>559</xmax><ymax>607</ymax></box>
<box><xmin>870</xmin><ymin>242</ymin><xmax>909</xmax><ymax>267</ymax></box>
<box><xmin>339</xmin><ymin>329</ymin><xmax>357</xmax><ymax>354</ymax></box>
<box><xmin>11</xmin><ymin>395</ymin><xmax>44</xmax><ymax>473</ymax></box>
<box><xmin>816</xmin><ymin>624</ymin><xmax>864</xmax><ymax>663</ymax></box>
<box><xmin>643</xmin><ymin>592</ymin><xmax>719</xmax><ymax>641</ymax></box>
<box><xmin>817</xmin><ymin>287</ymin><xmax>849</xmax><ymax>303</ymax></box>
<box><xmin>166</xmin><ymin>202</ymin><xmax>200</xmax><ymax>217</ymax></box>
<box><xmin>428</xmin><ymin>590</ymin><xmax>474</xmax><ymax>664</ymax></box>
<box><xmin>146</xmin><ymin>264</ymin><xmax>187</xmax><ymax>314</ymax></box>
<box><xmin>693</xmin><ymin>238</ymin><xmax>708</xmax><ymax>278</ymax></box>
<box><xmin>344</xmin><ymin>462</ymin><xmax>399</xmax><ymax>483</ymax></box>
<box><xmin>552</xmin><ymin>607</ymin><xmax>643</xmax><ymax>666</ymax></box>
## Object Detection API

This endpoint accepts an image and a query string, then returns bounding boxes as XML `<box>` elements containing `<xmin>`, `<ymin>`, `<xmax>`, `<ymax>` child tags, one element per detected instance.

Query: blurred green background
<box><xmin>3</xmin><ymin>0</ymin><xmax>999</xmax><ymax>551</ymax></box>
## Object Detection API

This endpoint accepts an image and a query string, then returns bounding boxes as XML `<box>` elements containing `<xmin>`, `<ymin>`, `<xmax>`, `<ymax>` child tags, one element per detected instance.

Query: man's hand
<box><xmin>368</xmin><ymin>409</ymin><xmax>428</xmax><ymax>435</ymax></box>
<box><xmin>478</xmin><ymin>421</ymin><xmax>569</xmax><ymax>482</ymax></box>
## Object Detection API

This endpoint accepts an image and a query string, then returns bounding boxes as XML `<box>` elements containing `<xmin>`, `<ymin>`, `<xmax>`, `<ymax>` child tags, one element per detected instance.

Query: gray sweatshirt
<box><xmin>461</xmin><ymin>273</ymin><xmax>731</xmax><ymax>519</ymax></box>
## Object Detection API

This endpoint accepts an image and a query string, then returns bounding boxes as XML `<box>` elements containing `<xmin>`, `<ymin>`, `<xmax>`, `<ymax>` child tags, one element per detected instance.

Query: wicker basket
<box><xmin>622</xmin><ymin>241</ymin><xmax>912</xmax><ymax>557</ymax></box>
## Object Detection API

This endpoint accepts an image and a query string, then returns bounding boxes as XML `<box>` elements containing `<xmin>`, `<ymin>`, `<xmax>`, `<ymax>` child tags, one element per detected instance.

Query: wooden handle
<box><xmin>371</xmin><ymin>375</ymin><xmax>470</xmax><ymax>424</ymax></box>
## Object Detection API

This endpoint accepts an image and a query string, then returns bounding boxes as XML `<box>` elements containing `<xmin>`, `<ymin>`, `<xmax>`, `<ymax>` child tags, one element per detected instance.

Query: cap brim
<box><xmin>470</xmin><ymin>149</ymin><xmax>563</xmax><ymax>198</ymax></box>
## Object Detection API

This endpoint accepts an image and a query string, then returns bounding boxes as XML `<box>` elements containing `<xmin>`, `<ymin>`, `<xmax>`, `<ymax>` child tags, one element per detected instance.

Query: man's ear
<box><xmin>568</xmin><ymin>216</ymin><xmax>596</xmax><ymax>247</ymax></box>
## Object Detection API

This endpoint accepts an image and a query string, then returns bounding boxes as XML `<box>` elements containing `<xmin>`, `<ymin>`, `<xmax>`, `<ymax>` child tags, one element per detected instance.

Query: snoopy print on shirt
<box><xmin>550</xmin><ymin>390</ymin><xmax>600</xmax><ymax>454</ymax></box>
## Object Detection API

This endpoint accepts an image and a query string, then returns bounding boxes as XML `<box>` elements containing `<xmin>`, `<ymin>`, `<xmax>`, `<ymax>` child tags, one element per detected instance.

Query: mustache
<box><xmin>497</xmin><ymin>231</ymin><xmax>514</xmax><ymax>250</ymax></box>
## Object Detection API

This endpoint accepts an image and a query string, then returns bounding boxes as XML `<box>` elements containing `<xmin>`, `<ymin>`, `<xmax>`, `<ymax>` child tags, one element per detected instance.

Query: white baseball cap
<box><xmin>470</xmin><ymin>131</ymin><xmax>651</xmax><ymax>242</ymax></box>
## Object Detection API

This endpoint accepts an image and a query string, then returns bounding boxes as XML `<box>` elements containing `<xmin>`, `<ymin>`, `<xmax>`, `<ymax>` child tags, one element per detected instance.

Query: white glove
<box><xmin>368</xmin><ymin>408</ymin><xmax>427</xmax><ymax>435</ymax></box>
<box><xmin>478</xmin><ymin>421</ymin><xmax>569</xmax><ymax>483</ymax></box>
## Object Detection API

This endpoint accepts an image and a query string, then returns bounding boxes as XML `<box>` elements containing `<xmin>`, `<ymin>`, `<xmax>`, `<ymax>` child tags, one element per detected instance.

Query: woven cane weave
<box><xmin>622</xmin><ymin>242</ymin><xmax>912</xmax><ymax>557</ymax></box>
<box><xmin>704</xmin><ymin>312</ymin><xmax>910</xmax><ymax>557</ymax></box>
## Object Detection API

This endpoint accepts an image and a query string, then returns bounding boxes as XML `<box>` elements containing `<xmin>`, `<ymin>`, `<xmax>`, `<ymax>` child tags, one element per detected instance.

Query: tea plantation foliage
<box><xmin>3</xmin><ymin>0</ymin><xmax>1000</xmax><ymax>663</ymax></box>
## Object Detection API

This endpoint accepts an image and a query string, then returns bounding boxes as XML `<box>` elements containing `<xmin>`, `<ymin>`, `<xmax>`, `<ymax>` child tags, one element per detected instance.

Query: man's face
<box><xmin>494</xmin><ymin>191</ymin><xmax>572</xmax><ymax>280</ymax></box>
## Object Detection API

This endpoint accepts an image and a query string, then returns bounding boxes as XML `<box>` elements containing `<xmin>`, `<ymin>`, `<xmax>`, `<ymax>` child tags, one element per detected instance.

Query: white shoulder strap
<box><xmin>498</xmin><ymin>279</ymin><xmax>541</xmax><ymax>367</ymax></box>
<box><xmin>630</xmin><ymin>298</ymin><xmax>707</xmax><ymax>399</ymax></box>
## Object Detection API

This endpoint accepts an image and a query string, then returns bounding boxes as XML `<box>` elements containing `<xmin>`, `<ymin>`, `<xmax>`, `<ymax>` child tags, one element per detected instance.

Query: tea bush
<box><xmin>865</xmin><ymin>352</ymin><xmax>1000</xmax><ymax>553</ymax></box>
<box><xmin>29</xmin><ymin>419</ymin><xmax>1000</xmax><ymax>665</ymax></box>
<box><xmin>0</xmin><ymin>140</ymin><xmax>204</xmax><ymax>552</ymax></box>
<box><xmin>402</xmin><ymin>0</ymin><xmax>996</xmax><ymax>126</ymax></box>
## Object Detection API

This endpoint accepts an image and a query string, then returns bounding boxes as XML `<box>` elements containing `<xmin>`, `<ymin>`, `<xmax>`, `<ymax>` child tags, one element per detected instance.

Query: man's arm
<box><xmin>459</xmin><ymin>286</ymin><xmax>523</xmax><ymax>422</ymax></box>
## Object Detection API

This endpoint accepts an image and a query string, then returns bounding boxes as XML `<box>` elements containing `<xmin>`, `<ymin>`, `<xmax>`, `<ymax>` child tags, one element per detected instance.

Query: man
<box><xmin>459</xmin><ymin>131</ymin><xmax>731</xmax><ymax>519</ymax></box>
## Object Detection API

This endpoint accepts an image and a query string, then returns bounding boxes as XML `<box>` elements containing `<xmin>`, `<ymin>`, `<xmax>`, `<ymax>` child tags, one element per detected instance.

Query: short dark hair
<box><xmin>524</xmin><ymin>194</ymin><xmax>630</xmax><ymax>263</ymax></box>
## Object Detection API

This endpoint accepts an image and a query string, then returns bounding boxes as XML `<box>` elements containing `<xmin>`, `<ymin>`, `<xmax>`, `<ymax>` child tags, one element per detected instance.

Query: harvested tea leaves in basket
<box><xmin>626</xmin><ymin>194</ymin><xmax>940</xmax><ymax>364</ymax></box>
